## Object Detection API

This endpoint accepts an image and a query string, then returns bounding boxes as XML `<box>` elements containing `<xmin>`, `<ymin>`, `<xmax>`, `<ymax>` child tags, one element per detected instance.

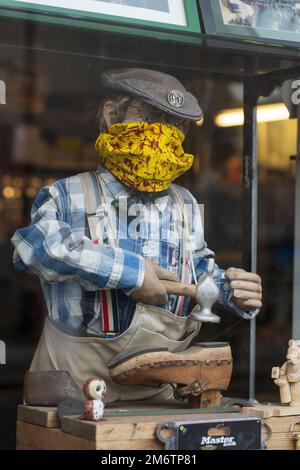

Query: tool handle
<box><xmin>271</xmin><ymin>367</ymin><xmax>280</xmax><ymax>379</ymax></box>
<box><xmin>161</xmin><ymin>280</ymin><xmax>196</xmax><ymax>298</ymax></box>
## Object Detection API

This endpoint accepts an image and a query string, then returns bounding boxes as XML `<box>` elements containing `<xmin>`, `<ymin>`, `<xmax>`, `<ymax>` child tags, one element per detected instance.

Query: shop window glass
<box><xmin>0</xmin><ymin>17</ymin><xmax>297</xmax><ymax>449</ymax></box>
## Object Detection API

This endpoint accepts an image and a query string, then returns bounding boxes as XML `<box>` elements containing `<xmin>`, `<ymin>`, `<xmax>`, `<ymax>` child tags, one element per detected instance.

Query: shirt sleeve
<box><xmin>10</xmin><ymin>184</ymin><xmax>145</xmax><ymax>292</ymax></box>
<box><xmin>188</xmin><ymin>191</ymin><xmax>260</xmax><ymax>320</ymax></box>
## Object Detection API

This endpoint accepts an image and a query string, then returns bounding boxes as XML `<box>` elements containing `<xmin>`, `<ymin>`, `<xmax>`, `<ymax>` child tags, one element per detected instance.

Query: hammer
<box><xmin>161</xmin><ymin>258</ymin><xmax>221</xmax><ymax>323</ymax></box>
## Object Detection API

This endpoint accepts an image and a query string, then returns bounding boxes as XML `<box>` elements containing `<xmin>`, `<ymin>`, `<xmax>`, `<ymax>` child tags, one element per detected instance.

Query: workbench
<box><xmin>16</xmin><ymin>402</ymin><xmax>251</xmax><ymax>450</ymax></box>
<box><xmin>16</xmin><ymin>401</ymin><xmax>300</xmax><ymax>450</ymax></box>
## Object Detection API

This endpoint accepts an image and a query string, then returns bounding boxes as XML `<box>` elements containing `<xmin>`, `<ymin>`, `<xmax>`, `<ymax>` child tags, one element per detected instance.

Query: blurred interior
<box><xmin>0</xmin><ymin>18</ymin><xmax>297</xmax><ymax>449</ymax></box>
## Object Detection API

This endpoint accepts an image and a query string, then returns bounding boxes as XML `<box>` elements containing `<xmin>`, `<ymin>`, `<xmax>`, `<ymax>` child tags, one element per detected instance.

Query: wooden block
<box><xmin>243</xmin><ymin>404</ymin><xmax>300</xmax><ymax>418</ymax></box>
<box><xmin>242</xmin><ymin>405</ymin><xmax>275</xmax><ymax>419</ymax></box>
<box><xmin>263</xmin><ymin>416</ymin><xmax>300</xmax><ymax>434</ymax></box>
<box><xmin>91</xmin><ymin>439</ymin><xmax>162</xmax><ymax>451</ymax></box>
<box><xmin>61</xmin><ymin>412</ymin><xmax>247</xmax><ymax>451</ymax></box>
<box><xmin>264</xmin><ymin>434</ymin><xmax>295</xmax><ymax>451</ymax></box>
<box><xmin>61</xmin><ymin>412</ymin><xmax>244</xmax><ymax>442</ymax></box>
<box><xmin>243</xmin><ymin>404</ymin><xmax>300</xmax><ymax>451</ymax></box>
<box><xmin>62</xmin><ymin>414</ymin><xmax>180</xmax><ymax>445</ymax></box>
<box><xmin>261</xmin><ymin>423</ymin><xmax>296</xmax><ymax>449</ymax></box>
<box><xmin>17</xmin><ymin>405</ymin><xmax>59</xmax><ymax>428</ymax></box>
<box><xmin>16</xmin><ymin>421</ymin><xmax>92</xmax><ymax>450</ymax></box>
<box><xmin>16</xmin><ymin>419</ymin><xmax>162</xmax><ymax>450</ymax></box>
<box><xmin>271</xmin><ymin>367</ymin><xmax>280</xmax><ymax>379</ymax></box>
<box><xmin>189</xmin><ymin>390</ymin><xmax>221</xmax><ymax>409</ymax></box>
<box><xmin>17</xmin><ymin>404</ymin><xmax>259</xmax><ymax>451</ymax></box>
<box><xmin>272</xmin><ymin>406</ymin><xmax>300</xmax><ymax>417</ymax></box>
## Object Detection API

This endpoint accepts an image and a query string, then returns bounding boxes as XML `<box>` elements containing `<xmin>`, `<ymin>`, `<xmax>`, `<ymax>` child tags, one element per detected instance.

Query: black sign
<box><xmin>157</xmin><ymin>416</ymin><xmax>262</xmax><ymax>450</ymax></box>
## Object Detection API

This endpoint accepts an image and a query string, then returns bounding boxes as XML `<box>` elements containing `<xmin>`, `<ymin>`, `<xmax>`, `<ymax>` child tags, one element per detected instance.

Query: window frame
<box><xmin>0</xmin><ymin>0</ymin><xmax>202</xmax><ymax>44</ymax></box>
<box><xmin>200</xmin><ymin>0</ymin><xmax>300</xmax><ymax>49</ymax></box>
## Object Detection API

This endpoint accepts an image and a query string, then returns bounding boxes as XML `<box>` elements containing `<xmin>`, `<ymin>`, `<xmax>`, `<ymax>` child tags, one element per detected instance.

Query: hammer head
<box><xmin>192</xmin><ymin>258</ymin><xmax>221</xmax><ymax>323</ymax></box>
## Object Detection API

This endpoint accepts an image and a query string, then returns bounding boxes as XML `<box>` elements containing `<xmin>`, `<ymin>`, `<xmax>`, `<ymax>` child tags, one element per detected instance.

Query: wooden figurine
<box><xmin>82</xmin><ymin>377</ymin><xmax>106</xmax><ymax>422</ymax></box>
<box><xmin>272</xmin><ymin>340</ymin><xmax>300</xmax><ymax>407</ymax></box>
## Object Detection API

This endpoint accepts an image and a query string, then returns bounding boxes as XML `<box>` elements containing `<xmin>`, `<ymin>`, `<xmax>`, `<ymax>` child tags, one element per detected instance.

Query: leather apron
<box><xmin>29</xmin><ymin>171</ymin><xmax>201</xmax><ymax>401</ymax></box>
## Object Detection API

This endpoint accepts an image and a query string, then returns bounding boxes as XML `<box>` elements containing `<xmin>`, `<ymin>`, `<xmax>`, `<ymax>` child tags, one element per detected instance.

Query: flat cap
<box><xmin>101</xmin><ymin>68</ymin><xmax>203</xmax><ymax>122</ymax></box>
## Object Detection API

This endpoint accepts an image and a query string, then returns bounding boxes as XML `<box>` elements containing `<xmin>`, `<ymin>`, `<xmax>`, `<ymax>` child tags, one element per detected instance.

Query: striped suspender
<box><xmin>79</xmin><ymin>171</ymin><xmax>120</xmax><ymax>335</ymax></box>
<box><xmin>170</xmin><ymin>185</ymin><xmax>197</xmax><ymax>317</ymax></box>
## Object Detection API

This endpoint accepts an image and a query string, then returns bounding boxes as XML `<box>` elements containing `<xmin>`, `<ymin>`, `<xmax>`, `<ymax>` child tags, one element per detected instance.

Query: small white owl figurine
<box><xmin>82</xmin><ymin>377</ymin><xmax>106</xmax><ymax>422</ymax></box>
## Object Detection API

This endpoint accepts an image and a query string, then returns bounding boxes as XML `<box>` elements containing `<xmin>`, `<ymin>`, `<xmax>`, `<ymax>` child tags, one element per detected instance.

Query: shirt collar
<box><xmin>96</xmin><ymin>164</ymin><xmax>130</xmax><ymax>201</ymax></box>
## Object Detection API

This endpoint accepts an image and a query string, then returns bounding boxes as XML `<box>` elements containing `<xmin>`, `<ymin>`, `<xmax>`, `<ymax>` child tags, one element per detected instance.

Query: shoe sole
<box><xmin>109</xmin><ymin>345</ymin><xmax>232</xmax><ymax>390</ymax></box>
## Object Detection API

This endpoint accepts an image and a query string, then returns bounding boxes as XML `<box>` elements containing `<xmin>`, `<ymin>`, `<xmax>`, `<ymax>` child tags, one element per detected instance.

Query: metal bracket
<box><xmin>156</xmin><ymin>421</ymin><xmax>178</xmax><ymax>450</ymax></box>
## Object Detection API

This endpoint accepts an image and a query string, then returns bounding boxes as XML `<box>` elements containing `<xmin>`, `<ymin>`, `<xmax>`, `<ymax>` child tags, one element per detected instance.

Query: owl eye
<box><xmin>96</xmin><ymin>385</ymin><xmax>101</xmax><ymax>392</ymax></box>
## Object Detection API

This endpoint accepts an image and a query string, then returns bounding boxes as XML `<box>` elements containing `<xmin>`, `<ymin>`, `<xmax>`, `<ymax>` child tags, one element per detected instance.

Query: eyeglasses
<box><xmin>127</xmin><ymin>102</ymin><xmax>190</xmax><ymax>134</ymax></box>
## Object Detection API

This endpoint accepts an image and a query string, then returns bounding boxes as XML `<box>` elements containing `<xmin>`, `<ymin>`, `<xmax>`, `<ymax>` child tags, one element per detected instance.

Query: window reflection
<box><xmin>0</xmin><ymin>40</ymin><xmax>296</xmax><ymax>447</ymax></box>
<box><xmin>98</xmin><ymin>0</ymin><xmax>170</xmax><ymax>11</ymax></box>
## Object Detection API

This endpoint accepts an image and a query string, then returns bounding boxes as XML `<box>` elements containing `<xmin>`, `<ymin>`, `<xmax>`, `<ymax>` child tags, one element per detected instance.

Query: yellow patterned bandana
<box><xmin>95</xmin><ymin>122</ymin><xmax>194</xmax><ymax>192</ymax></box>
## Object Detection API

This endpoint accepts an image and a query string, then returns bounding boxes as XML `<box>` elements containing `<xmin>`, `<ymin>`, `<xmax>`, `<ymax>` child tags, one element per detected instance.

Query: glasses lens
<box><xmin>135</xmin><ymin>103</ymin><xmax>189</xmax><ymax>132</ymax></box>
<box><xmin>166</xmin><ymin>115</ymin><xmax>190</xmax><ymax>134</ymax></box>
<box><xmin>166</xmin><ymin>115</ymin><xmax>183</xmax><ymax>126</ymax></box>
<box><xmin>139</xmin><ymin>103</ymin><xmax>161</xmax><ymax>122</ymax></box>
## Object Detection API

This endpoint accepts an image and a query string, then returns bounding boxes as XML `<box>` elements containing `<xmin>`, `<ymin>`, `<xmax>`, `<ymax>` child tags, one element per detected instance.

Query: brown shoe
<box><xmin>109</xmin><ymin>342</ymin><xmax>232</xmax><ymax>399</ymax></box>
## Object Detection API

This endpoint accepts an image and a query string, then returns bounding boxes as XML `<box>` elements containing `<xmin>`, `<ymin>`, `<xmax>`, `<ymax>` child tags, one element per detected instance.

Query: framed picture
<box><xmin>0</xmin><ymin>0</ymin><xmax>202</xmax><ymax>43</ymax></box>
<box><xmin>200</xmin><ymin>0</ymin><xmax>300</xmax><ymax>47</ymax></box>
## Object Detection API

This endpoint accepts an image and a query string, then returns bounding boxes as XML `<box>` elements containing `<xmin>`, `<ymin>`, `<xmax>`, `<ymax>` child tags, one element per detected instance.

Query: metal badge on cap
<box><xmin>168</xmin><ymin>90</ymin><xmax>184</xmax><ymax>108</ymax></box>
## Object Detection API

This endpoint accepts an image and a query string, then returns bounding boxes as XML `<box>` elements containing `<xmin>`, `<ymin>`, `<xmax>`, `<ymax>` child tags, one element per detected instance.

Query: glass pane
<box><xmin>98</xmin><ymin>0</ymin><xmax>170</xmax><ymax>12</ymax></box>
<box><xmin>220</xmin><ymin>0</ymin><xmax>299</xmax><ymax>31</ymax></box>
<box><xmin>0</xmin><ymin>15</ymin><xmax>297</xmax><ymax>450</ymax></box>
<box><xmin>14</xmin><ymin>0</ymin><xmax>185</xmax><ymax>24</ymax></box>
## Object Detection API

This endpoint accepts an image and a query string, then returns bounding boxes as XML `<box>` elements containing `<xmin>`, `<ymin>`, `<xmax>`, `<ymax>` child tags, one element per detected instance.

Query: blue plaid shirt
<box><xmin>11</xmin><ymin>165</ymin><xmax>258</xmax><ymax>337</ymax></box>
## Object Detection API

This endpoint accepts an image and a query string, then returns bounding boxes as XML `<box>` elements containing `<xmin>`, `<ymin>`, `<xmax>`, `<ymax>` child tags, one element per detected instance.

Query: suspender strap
<box><xmin>79</xmin><ymin>171</ymin><xmax>120</xmax><ymax>335</ymax></box>
<box><xmin>170</xmin><ymin>184</ymin><xmax>196</xmax><ymax>317</ymax></box>
<box><xmin>80</xmin><ymin>171</ymin><xmax>103</xmax><ymax>241</ymax></box>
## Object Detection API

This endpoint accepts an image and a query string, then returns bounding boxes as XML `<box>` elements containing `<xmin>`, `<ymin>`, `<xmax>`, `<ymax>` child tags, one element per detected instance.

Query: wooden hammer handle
<box><xmin>161</xmin><ymin>280</ymin><xmax>197</xmax><ymax>298</ymax></box>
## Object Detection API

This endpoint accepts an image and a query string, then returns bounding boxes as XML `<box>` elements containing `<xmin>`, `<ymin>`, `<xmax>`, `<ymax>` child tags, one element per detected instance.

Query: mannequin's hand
<box><xmin>225</xmin><ymin>267</ymin><xmax>262</xmax><ymax>311</ymax></box>
<box><xmin>130</xmin><ymin>259</ymin><xmax>179</xmax><ymax>306</ymax></box>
